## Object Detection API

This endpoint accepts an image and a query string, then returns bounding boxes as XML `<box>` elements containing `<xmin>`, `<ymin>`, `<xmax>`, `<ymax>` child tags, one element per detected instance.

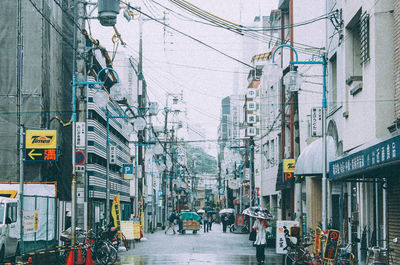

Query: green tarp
<box><xmin>180</xmin><ymin>212</ymin><xmax>201</xmax><ymax>222</ymax></box>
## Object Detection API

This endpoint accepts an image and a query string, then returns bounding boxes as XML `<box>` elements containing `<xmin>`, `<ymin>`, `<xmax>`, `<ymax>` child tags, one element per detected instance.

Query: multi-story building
<box><xmin>0</xmin><ymin>0</ymin><xmax>73</xmax><ymax>198</ymax></box>
<box><xmin>218</xmin><ymin>95</ymin><xmax>245</xmax><ymax>210</ymax></box>
<box><xmin>326</xmin><ymin>0</ymin><xmax>398</xmax><ymax>262</ymax></box>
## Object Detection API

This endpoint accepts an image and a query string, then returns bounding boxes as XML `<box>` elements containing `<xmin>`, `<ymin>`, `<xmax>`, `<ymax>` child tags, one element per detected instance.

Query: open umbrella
<box><xmin>219</xmin><ymin>208</ymin><xmax>235</xmax><ymax>214</ymax></box>
<box><xmin>243</xmin><ymin>206</ymin><xmax>273</xmax><ymax>220</ymax></box>
<box><xmin>196</xmin><ymin>209</ymin><xmax>205</xmax><ymax>214</ymax></box>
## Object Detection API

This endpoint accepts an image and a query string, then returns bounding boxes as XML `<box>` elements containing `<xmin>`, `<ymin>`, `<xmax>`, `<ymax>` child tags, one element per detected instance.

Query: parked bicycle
<box><xmin>283</xmin><ymin>226</ymin><xmax>324</xmax><ymax>265</ymax></box>
<box><xmin>57</xmin><ymin>225</ymin><xmax>120</xmax><ymax>265</ymax></box>
<box><xmin>333</xmin><ymin>239</ymin><xmax>358</xmax><ymax>265</ymax></box>
<box><xmin>366</xmin><ymin>238</ymin><xmax>398</xmax><ymax>265</ymax></box>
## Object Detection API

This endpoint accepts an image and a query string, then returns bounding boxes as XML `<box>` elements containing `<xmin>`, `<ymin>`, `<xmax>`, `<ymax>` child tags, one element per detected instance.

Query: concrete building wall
<box><xmin>394</xmin><ymin>0</ymin><xmax>400</xmax><ymax>118</ymax></box>
<box><xmin>341</xmin><ymin>0</ymin><xmax>394</xmax><ymax>152</ymax></box>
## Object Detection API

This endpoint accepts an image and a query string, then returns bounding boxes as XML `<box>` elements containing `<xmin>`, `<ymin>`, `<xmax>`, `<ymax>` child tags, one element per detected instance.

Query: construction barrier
<box><xmin>0</xmin><ymin>244</ymin><xmax>93</xmax><ymax>265</ymax></box>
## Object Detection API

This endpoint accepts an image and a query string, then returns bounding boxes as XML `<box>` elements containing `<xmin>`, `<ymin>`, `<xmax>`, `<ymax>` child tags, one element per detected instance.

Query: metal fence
<box><xmin>21</xmin><ymin>195</ymin><xmax>57</xmax><ymax>254</ymax></box>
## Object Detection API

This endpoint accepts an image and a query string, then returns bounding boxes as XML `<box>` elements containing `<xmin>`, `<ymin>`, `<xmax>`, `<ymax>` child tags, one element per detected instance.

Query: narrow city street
<box><xmin>119</xmin><ymin>224</ymin><xmax>282</xmax><ymax>265</ymax></box>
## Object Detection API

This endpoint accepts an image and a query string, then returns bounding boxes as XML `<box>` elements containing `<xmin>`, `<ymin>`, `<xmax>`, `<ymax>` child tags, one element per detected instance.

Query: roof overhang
<box><xmin>294</xmin><ymin>136</ymin><xmax>338</xmax><ymax>176</ymax></box>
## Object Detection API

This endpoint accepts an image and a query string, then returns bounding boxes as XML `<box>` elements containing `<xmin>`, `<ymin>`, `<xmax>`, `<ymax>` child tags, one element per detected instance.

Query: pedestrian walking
<box><xmin>165</xmin><ymin>210</ymin><xmax>179</xmax><ymax>234</ymax></box>
<box><xmin>203</xmin><ymin>213</ymin><xmax>208</xmax><ymax>233</ymax></box>
<box><xmin>252</xmin><ymin>218</ymin><xmax>268</xmax><ymax>264</ymax></box>
<box><xmin>207</xmin><ymin>213</ymin><xmax>213</xmax><ymax>231</ymax></box>
<box><xmin>221</xmin><ymin>213</ymin><xmax>228</xmax><ymax>233</ymax></box>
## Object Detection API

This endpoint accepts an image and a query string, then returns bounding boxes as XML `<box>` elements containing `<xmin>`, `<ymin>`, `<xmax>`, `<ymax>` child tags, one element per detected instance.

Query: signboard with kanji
<box><xmin>25</xmin><ymin>130</ymin><xmax>57</xmax><ymax>161</ymax></box>
<box><xmin>323</xmin><ymin>229</ymin><xmax>340</xmax><ymax>261</ymax></box>
<box><xmin>311</xmin><ymin>107</ymin><xmax>322</xmax><ymax>136</ymax></box>
<box><xmin>276</xmin><ymin>220</ymin><xmax>299</xmax><ymax>254</ymax></box>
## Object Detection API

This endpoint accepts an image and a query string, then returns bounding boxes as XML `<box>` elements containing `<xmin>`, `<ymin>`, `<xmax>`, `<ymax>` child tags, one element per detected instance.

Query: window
<box><xmin>6</xmin><ymin>203</ymin><xmax>17</xmax><ymax>223</ymax></box>
<box><xmin>264</xmin><ymin>141</ymin><xmax>270</xmax><ymax>168</ymax></box>
<box><xmin>329</xmin><ymin>54</ymin><xmax>338</xmax><ymax>112</ymax></box>
<box><xmin>360</xmin><ymin>12</ymin><xmax>370</xmax><ymax>64</ymax></box>
<box><xmin>0</xmin><ymin>204</ymin><xmax>4</xmax><ymax>224</ymax></box>
<box><xmin>271</xmin><ymin>139</ymin><xmax>275</xmax><ymax>165</ymax></box>
<box><xmin>346</xmin><ymin>12</ymin><xmax>362</xmax><ymax>77</ymax></box>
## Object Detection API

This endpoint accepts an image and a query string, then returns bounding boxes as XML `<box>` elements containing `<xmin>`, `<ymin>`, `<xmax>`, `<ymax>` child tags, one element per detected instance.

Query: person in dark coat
<box><xmin>165</xmin><ymin>210</ymin><xmax>179</xmax><ymax>234</ymax></box>
<box><xmin>221</xmin><ymin>213</ymin><xmax>228</xmax><ymax>233</ymax></box>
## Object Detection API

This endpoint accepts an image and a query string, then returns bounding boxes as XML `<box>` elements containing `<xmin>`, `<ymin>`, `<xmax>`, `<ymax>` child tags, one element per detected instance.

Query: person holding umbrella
<box><xmin>243</xmin><ymin>206</ymin><xmax>273</xmax><ymax>265</ymax></box>
<box><xmin>253</xmin><ymin>217</ymin><xmax>268</xmax><ymax>264</ymax></box>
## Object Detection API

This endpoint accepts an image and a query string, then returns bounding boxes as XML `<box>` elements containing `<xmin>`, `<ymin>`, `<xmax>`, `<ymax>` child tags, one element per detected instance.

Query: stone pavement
<box><xmin>118</xmin><ymin>223</ymin><xmax>282</xmax><ymax>265</ymax></box>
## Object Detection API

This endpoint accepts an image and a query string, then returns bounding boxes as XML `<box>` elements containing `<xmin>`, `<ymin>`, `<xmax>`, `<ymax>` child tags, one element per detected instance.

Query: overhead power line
<box><xmin>121</xmin><ymin>1</ymin><xmax>255</xmax><ymax>69</ymax></box>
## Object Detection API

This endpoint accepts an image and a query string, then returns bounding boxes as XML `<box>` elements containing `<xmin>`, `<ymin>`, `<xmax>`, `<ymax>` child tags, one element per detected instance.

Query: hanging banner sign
<box><xmin>75</xmin><ymin>122</ymin><xmax>86</xmax><ymax>147</ymax></box>
<box><xmin>314</xmin><ymin>227</ymin><xmax>322</xmax><ymax>255</ymax></box>
<box><xmin>111</xmin><ymin>195</ymin><xmax>121</xmax><ymax>231</ymax></box>
<box><xmin>311</xmin><ymin>107</ymin><xmax>322</xmax><ymax>137</ymax></box>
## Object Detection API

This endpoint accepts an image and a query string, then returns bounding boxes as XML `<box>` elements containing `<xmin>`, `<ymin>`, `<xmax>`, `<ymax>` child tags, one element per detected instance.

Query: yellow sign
<box><xmin>133</xmin><ymin>220</ymin><xmax>141</xmax><ymax>239</ymax></box>
<box><xmin>314</xmin><ymin>227</ymin><xmax>321</xmax><ymax>255</ymax></box>
<box><xmin>26</xmin><ymin>130</ymin><xmax>57</xmax><ymax>149</ymax></box>
<box><xmin>111</xmin><ymin>195</ymin><xmax>121</xmax><ymax>231</ymax></box>
<box><xmin>283</xmin><ymin>159</ymin><xmax>296</xmax><ymax>173</ymax></box>
<box><xmin>34</xmin><ymin>211</ymin><xmax>38</xmax><ymax>231</ymax></box>
<box><xmin>0</xmin><ymin>190</ymin><xmax>18</xmax><ymax>198</ymax></box>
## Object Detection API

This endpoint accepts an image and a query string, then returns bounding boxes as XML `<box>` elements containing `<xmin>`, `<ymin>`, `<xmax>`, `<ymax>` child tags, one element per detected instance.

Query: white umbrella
<box><xmin>219</xmin><ymin>208</ymin><xmax>235</xmax><ymax>214</ymax></box>
<box><xmin>197</xmin><ymin>209</ymin><xmax>205</xmax><ymax>214</ymax></box>
<box><xmin>243</xmin><ymin>206</ymin><xmax>273</xmax><ymax>220</ymax></box>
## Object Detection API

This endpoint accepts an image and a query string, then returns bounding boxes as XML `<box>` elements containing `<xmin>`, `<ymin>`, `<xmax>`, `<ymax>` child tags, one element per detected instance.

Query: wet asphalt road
<box><xmin>118</xmin><ymin>223</ymin><xmax>283</xmax><ymax>265</ymax></box>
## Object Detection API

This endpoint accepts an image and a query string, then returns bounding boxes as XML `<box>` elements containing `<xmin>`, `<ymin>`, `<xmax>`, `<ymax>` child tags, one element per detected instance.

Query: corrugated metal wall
<box><xmin>388</xmin><ymin>177</ymin><xmax>400</xmax><ymax>264</ymax></box>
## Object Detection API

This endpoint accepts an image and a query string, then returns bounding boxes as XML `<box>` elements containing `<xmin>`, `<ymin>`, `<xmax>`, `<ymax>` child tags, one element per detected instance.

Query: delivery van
<box><xmin>0</xmin><ymin>197</ymin><xmax>20</xmax><ymax>261</ymax></box>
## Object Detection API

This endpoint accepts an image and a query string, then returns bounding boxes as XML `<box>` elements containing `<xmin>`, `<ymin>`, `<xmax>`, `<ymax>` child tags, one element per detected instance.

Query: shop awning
<box><xmin>294</xmin><ymin>136</ymin><xmax>338</xmax><ymax>176</ymax></box>
<box><xmin>329</xmin><ymin>133</ymin><xmax>400</xmax><ymax>180</ymax></box>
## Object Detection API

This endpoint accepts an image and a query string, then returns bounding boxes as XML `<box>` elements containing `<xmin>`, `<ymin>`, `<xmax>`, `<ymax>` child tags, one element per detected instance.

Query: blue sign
<box><xmin>329</xmin><ymin>134</ymin><xmax>400</xmax><ymax>179</ymax></box>
<box><xmin>122</xmin><ymin>164</ymin><xmax>134</xmax><ymax>174</ymax></box>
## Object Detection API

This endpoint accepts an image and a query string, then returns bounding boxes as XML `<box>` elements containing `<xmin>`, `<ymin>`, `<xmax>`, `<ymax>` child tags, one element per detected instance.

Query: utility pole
<box><xmin>136</xmin><ymin>8</ymin><xmax>148</xmax><ymax>232</ymax></box>
<box><xmin>17</xmin><ymin>0</ymin><xmax>24</xmax><ymax>253</ymax></box>
<box><xmin>249</xmin><ymin>137</ymin><xmax>255</xmax><ymax>208</ymax></box>
<box><xmin>71</xmin><ymin>0</ymin><xmax>87</xmax><ymax>241</ymax></box>
<box><xmin>163</xmin><ymin>107</ymin><xmax>169</xmax><ymax>227</ymax></box>
<box><xmin>170</xmin><ymin>128</ymin><xmax>175</xmax><ymax>212</ymax></box>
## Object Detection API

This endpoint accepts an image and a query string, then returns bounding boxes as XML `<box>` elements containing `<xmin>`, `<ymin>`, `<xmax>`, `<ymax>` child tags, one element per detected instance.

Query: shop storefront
<box><xmin>329</xmin><ymin>133</ymin><xmax>400</xmax><ymax>263</ymax></box>
<box><xmin>294</xmin><ymin>136</ymin><xmax>339</xmax><ymax>232</ymax></box>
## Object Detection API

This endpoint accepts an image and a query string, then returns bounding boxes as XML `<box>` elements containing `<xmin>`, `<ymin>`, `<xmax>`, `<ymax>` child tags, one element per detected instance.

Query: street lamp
<box><xmin>271</xmin><ymin>44</ymin><xmax>328</xmax><ymax>230</ymax></box>
<box><xmin>93</xmin><ymin>75</ymin><xmax>145</xmax><ymax>224</ymax></box>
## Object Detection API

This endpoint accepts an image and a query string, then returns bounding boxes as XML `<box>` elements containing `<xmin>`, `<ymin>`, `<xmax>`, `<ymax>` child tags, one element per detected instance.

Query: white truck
<box><xmin>0</xmin><ymin>183</ymin><xmax>56</xmax><ymax>261</ymax></box>
<box><xmin>0</xmin><ymin>197</ymin><xmax>20</xmax><ymax>260</ymax></box>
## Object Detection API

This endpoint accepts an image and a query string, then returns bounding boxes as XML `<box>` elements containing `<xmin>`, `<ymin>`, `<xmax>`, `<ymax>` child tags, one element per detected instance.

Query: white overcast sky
<box><xmin>89</xmin><ymin>0</ymin><xmax>279</xmax><ymax>156</ymax></box>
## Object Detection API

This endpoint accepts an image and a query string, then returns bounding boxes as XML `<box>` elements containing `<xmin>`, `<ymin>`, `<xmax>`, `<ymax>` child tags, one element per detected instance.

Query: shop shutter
<box><xmin>388</xmin><ymin>177</ymin><xmax>400</xmax><ymax>264</ymax></box>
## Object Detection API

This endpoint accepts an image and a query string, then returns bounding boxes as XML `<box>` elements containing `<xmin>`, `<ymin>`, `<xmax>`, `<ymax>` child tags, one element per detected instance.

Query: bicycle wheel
<box><xmin>285</xmin><ymin>254</ymin><xmax>294</xmax><ymax>265</ymax></box>
<box><xmin>94</xmin><ymin>242</ymin><xmax>111</xmax><ymax>265</ymax></box>
<box><xmin>107</xmin><ymin>244</ymin><xmax>118</xmax><ymax>265</ymax></box>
